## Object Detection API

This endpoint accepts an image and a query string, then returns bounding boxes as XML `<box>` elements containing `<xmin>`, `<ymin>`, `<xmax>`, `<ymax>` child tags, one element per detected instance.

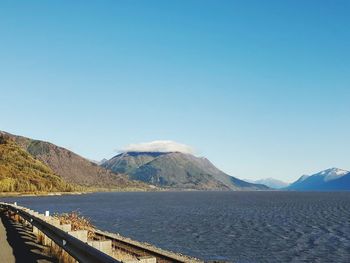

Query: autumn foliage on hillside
<box><xmin>0</xmin><ymin>134</ymin><xmax>73</xmax><ymax>192</ymax></box>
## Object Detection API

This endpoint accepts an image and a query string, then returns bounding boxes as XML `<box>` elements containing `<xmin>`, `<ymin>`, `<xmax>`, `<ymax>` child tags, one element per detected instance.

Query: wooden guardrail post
<box><xmin>68</xmin><ymin>230</ymin><xmax>88</xmax><ymax>242</ymax></box>
<box><xmin>123</xmin><ymin>257</ymin><xmax>157</xmax><ymax>263</ymax></box>
<box><xmin>57</xmin><ymin>224</ymin><xmax>72</xmax><ymax>232</ymax></box>
<box><xmin>30</xmin><ymin>211</ymin><xmax>40</xmax><ymax>235</ymax></box>
<box><xmin>88</xmin><ymin>240</ymin><xmax>113</xmax><ymax>256</ymax></box>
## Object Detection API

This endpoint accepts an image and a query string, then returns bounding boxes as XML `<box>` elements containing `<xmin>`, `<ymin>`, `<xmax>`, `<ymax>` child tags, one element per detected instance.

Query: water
<box><xmin>2</xmin><ymin>191</ymin><xmax>350</xmax><ymax>262</ymax></box>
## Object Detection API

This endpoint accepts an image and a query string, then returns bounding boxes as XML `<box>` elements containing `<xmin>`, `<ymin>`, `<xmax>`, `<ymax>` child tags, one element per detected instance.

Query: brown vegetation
<box><xmin>4</xmin><ymin>131</ymin><xmax>150</xmax><ymax>190</ymax></box>
<box><xmin>54</xmin><ymin>211</ymin><xmax>95</xmax><ymax>239</ymax></box>
<box><xmin>0</xmin><ymin>134</ymin><xmax>74</xmax><ymax>192</ymax></box>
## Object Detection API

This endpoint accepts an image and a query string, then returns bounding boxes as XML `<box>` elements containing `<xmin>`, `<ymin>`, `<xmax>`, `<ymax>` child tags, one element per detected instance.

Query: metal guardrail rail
<box><xmin>1</xmin><ymin>201</ymin><xmax>203</xmax><ymax>263</ymax></box>
<box><xmin>0</xmin><ymin>202</ymin><xmax>120</xmax><ymax>263</ymax></box>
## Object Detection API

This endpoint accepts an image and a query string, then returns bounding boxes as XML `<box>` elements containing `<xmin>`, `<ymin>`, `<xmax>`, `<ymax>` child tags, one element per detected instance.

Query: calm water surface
<box><xmin>2</xmin><ymin>191</ymin><xmax>350</xmax><ymax>262</ymax></box>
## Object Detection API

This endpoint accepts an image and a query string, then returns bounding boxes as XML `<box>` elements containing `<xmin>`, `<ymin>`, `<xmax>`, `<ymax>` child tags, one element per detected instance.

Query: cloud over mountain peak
<box><xmin>120</xmin><ymin>140</ymin><xmax>195</xmax><ymax>154</ymax></box>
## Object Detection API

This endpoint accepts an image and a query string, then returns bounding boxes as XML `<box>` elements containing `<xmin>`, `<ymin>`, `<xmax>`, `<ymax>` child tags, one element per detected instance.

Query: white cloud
<box><xmin>119</xmin><ymin>140</ymin><xmax>195</xmax><ymax>154</ymax></box>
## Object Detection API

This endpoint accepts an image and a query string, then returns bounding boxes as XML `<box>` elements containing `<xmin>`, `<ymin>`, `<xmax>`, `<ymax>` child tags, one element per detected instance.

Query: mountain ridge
<box><xmin>286</xmin><ymin>168</ymin><xmax>350</xmax><ymax>191</ymax></box>
<box><xmin>0</xmin><ymin>133</ymin><xmax>73</xmax><ymax>192</ymax></box>
<box><xmin>1</xmin><ymin>131</ymin><xmax>150</xmax><ymax>190</ymax></box>
<box><xmin>245</xmin><ymin>178</ymin><xmax>289</xmax><ymax>189</ymax></box>
<box><xmin>102</xmin><ymin>151</ymin><xmax>268</xmax><ymax>191</ymax></box>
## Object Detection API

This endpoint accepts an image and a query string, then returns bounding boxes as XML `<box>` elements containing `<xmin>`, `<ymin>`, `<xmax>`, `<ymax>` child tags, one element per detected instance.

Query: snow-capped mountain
<box><xmin>287</xmin><ymin>168</ymin><xmax>350</xmax><ymax>191</ymax></box>
<box><xmin>245</xmin><ymin>178</ymin><xmax>289</xmax><ymax>189</ymax></box>
<box><xmin>319</xmin><ymin>168</ymin><xmax>348</xmax><ymax>181</ymax></box>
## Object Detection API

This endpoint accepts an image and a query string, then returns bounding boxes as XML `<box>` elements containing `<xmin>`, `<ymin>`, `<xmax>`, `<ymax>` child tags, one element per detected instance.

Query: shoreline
<box><xmin>0</xmin><ymin>187</ymin><xmax>154</xmax><ymax>198</ymax></box>
<box><xmin>0</xmin><ymin>188</ymin><xmax>288</xmax><ymax>198</ymax></box>
<box><xmin>0</xmin><ymin>191</ymin><xmax>88</xmax><ymax>198</ymax></box>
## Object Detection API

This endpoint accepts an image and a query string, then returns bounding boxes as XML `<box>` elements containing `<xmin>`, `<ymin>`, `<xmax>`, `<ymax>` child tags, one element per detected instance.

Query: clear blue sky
<box><xmin>1</xmin><ymin>1</ymin><xmax>349</xmax><ymax>182</ymax></box>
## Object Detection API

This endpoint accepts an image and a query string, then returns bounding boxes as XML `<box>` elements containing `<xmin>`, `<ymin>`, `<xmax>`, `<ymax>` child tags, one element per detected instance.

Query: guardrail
<box><xmin>0</xmin><ymin>202</ymin><xmax>203</xmax><ymax>263</ymax></box>
<box><xmin>0</xmin><ymin>202</ymin><xmax>119</xmax><ymax>263</ymax></box>
<box><xmin>93</xmin><ymin>229</ymin><xmax>201</xmax><ymax>263</ymax></box>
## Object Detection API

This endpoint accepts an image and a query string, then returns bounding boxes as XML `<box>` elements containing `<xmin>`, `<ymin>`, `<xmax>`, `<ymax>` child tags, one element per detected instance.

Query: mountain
<box><xmin>102</xmin><ymin>151</ymin><xmax>268</xmax><ymax>190</ymax></box>
<box><xmin>287</xmin><ymin>168</ymin><xmax>350</xmax><ymax>191</ymax></box>
<box><xmin>1</xmin><ymin>131</ymin><xmax>149</xmax><ymax>190</ymax></box>
<box><xmin>245</xmin><ymin>178</ymin><xmax>289</xmax><ymax>189</ymax></box>
<box><xmin>97</xmin><ymin>158</ymin><xmax>108</xmax><ymax>165</ymax></box>
<box><xmin>89</xmin><ymin>158</ymin><xmax>108</xmax><ymax>165</ymax></box>
<box><xmin>0</xmin><ymin>134</ymin><xmax>73</xmax><ymax>192</ymax></box>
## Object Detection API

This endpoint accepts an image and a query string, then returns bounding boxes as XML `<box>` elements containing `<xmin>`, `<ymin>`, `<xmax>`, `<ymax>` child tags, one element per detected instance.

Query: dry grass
<box><xmin>54</xmin><ymin>211</ymin><xmax>95</xmax><ymax>239</ymax></box>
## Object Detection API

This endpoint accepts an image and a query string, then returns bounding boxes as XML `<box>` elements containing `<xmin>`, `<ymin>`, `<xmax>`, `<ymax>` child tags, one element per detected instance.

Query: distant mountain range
<box><xmin>245</xmin><ymin>178</ymin><xmax>289</xmax><ymax>189</ymax></box>
<box><xmin>102</xmin><ymin>151</ymin><xmax>268</xmax><ymax>190</ymax></box>
<box><xmin>286</xmin><ymin>168</ymin><xmax>350</xmax><ymax>191</ymax></box>
<box><xmin>0</xmin><ymin>131</ymin><xmax>149</xmax><ymax>192</ymax></box>
<box><xmin>2</xmin><ymin>130</ymin><xmax>349</xmax><ymax>193</ymax></box>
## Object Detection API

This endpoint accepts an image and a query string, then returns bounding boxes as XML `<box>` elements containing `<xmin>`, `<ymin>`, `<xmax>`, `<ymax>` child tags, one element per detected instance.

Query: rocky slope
<box><xmin>287</xmin><ymin>168</ymin><xmax>350</xmax><ymax>191</ymax></box>
<box><xmin>0</xmin><ymin>134</ymin><xmax>73</xmax><ymax>192</ymax></box>
<box><xmin>1</xmin><ymin>131</ymin><xmax>149</xmax><ymax>190</ymax></box>
<box><xmin>102</xmin><ymin>151</ymin><xmax>268</xmax><ymax>190</ymax></box>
